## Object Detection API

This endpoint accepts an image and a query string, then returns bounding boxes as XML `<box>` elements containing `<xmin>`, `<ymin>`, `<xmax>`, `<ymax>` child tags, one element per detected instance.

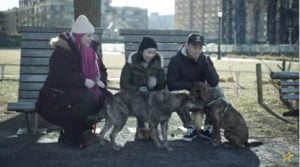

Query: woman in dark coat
<box><xmin>120</xmin><ymin>36</ymin><xmax>166</xmax><ymax>140</ymax></box>
<box><xmin>36</xmin><ymin>15</ymin><xmax>112</xmax><ymax>149</ymax></box>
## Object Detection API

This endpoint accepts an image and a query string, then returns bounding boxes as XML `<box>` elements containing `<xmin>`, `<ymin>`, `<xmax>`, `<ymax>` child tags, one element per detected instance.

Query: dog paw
<box><xmin>212</xmin><ymin>141</ymin><xmax>221</xmax><ymax>147</ymax></box>
<box><xmin>222</xmin><ymin>142</ymin><xmax>235</xmax><ymax>148</ymax></box>
<box><xmin>165</xmin><ymin>146</ymin><xmax>174</xmax><ymax>152</ymax></box>
<box><xmin>156</xmin><ymin>144</ymin><xmax>163</xmax><ymax>149</ymax></box>
<box><xmin>112</xmin><ymin>144</ymin><xmax>122</xmax><ymax>151</ymax></box>
<box><xmin>99</xmin><ymin>139</ymin><xmax>107</xmax><ymax>146</ymax></box>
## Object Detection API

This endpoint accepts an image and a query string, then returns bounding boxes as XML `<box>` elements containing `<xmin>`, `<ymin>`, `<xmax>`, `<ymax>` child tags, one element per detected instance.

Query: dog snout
<box><xmin>185</xmin><ymin>101</ymin><xmax>204</xmax><ymax>112</ymax></box>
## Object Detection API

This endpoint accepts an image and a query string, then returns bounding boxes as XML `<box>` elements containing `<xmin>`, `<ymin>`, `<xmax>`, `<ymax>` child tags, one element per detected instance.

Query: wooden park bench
<box><xmin>119</xmin><ymin>29</ymin><xmax>198</xmax><ymax>71</ymax></box>
<box><xmin>270</xmin><ymin>71</ymin><xmax>299</xmax><ymax>117</ymax></box>
<box><xmin>7</xmin><ymin>27</ymin><xmax>102</xmax><ymax>133</ymax></box>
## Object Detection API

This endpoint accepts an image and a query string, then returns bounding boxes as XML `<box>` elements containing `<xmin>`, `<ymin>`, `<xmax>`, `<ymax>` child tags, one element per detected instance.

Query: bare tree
<box><xmin>222</xmin><ymin>0</ymin><xmax>233</xmax><ymax>44</ymax></box>
<box><xmin>251</xmin><ymin>0</ymin><xmax>266</xmax><ymax>43</ymax></box>
<box><xmin>234</xmin><ymin>0</ymin><xmax>246</xmax><ymax>44</ymax></box>
<box><xmin>74</xmin><ymin>0</ymin><xmax>101</xmax><ymax>27</ymax></box>
<box><xmin>266</xmin><ymin>0</ymin><xmax>277</xmax><ymax>44</ymax></box>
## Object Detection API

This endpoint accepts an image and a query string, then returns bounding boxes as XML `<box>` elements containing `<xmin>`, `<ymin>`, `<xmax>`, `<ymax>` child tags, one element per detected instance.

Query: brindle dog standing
<box><xmin>98</xmin><ymin>89</ymin><xmax>198</xmax><ymax>151</ymax></box>
<box><xmin>191</xmin><ymin>82</ymin><xmax>262</xmax><ymax>148</ymax></box>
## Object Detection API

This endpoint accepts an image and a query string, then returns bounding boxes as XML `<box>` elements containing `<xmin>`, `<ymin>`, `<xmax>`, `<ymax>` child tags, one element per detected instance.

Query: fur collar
<box><xmin>127</xmin><ymin>51</ymin><xmax>164</xmax><ymax>68</ymax></box>
<box><xmin>49</xmin><ymin>36</ymin><xmax>71</xmax><ymax>51</ymax></box>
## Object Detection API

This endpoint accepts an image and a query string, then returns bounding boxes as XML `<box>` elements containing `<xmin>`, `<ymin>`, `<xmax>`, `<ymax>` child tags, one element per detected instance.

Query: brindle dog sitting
<box><xmin>98</xmin><ymin>89</ymin><xmax>199</xmax><ymax>151</ymax></box>
<box><xmin>191</xmin><ymin>82</ymin><xmax>262</xmax><ymax>148</ymax></box>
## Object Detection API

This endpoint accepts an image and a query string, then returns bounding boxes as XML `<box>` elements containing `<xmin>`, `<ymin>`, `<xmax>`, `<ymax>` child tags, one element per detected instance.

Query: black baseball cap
<box><xmin>187</xmin><ymin>33</ymin><xmax>206</xmax><ymax>46</ymax></box>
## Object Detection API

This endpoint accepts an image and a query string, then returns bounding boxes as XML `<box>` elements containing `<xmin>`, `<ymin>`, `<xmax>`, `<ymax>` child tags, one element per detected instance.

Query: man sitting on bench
<box><xmin>167</xmin><ymin>33</ymin><xmax>224</xmax><ymax>142</ymax></box>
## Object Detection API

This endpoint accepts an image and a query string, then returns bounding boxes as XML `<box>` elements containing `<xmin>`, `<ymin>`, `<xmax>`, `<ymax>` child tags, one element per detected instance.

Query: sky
<box><xmin>0</xmin><ymin>0</ymin><xmax>19</xmax><ymax>11</ymax></box>
<box><xmin>0</xmin><ymin>0</ymin><xmax>175</xmax><ymax>15</ymax></box>
<box><xmin>111</xmin><ymin>0</ymin><xmax>175</xmax><ymax>15</ymax></box>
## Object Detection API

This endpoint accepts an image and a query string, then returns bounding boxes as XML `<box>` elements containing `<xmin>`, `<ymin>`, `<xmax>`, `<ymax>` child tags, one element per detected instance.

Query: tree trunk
<box><xmin>252</xmin><ymin>0</ymin><xmax>263</xmax><ymax>43</ymax></box>
<box><xmin>222</xmin><ymin>0</ymin><xmax>233</xmax><ymax>44</ymax></box>
<box><xmin>74</xmin><ymin>0</ymin><xmax>101</xmax><ymax>27</ymax></box>
<box><xmin>253</xmin><ymin>10</ymin><xmax>260</xmax><ymax>43</ymax></box>
<box><xmin>279</xmin><ymin>0</ymin><xmax>289</xmax><ymax>44</ymax></box>
<box><xmin>74</xmin><ymin>0</ymin><xmax>102</xmax><ymax>59</ymax></box>
<box><xmin>234</xmin><ymin>0</ymin><xmax>246</xmax><ymax>44</ymax></box>
<box><xmin>267</xmin><ymin>0</ymin><xmax>277</xmax><ymax>44</ymax></box>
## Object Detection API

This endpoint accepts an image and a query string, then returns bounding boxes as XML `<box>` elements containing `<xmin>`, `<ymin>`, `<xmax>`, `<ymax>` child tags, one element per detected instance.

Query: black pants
<box><xmin>37</xmin><ymin>87</ymin><xmax>109</xmax><ymax>145</ymax></box>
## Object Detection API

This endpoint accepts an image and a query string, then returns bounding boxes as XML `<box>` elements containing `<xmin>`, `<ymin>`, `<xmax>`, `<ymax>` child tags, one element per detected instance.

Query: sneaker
<box><xmin>199</xmin><ymin>129</ymin><xmax>212</xmax><ymax>140</ymax></box>
<box><xmin>182</xmin><ymin>127</ymin><xmax>198</xmax><ymax>142</ymax></box>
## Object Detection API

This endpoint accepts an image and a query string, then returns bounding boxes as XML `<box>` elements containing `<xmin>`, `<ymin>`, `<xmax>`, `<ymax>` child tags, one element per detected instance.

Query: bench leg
<box><xmin>24</xmin><ymin>112</ymin><xmax>39</xmax><ymax>134</ymax></box>
<box><xmin>24</xmin><ymin>113</ymin><xmax>31</xmax><ymax>133</ymax></box>
<box><xmin>33</xmin><ymin>113</ymin><xmax>38</xmax><ymax>133</ymax></box>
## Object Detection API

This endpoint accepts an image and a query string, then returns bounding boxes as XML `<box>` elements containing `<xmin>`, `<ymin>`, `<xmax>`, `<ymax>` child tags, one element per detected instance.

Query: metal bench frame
<box><xmin>270</xmin><ymin>71</ymin><xmax>299</xmax><ymax>114</ymax></box>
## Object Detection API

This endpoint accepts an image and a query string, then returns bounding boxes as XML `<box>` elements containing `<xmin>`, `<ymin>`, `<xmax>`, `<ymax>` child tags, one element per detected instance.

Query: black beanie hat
<box><xmin>138</xmin><ymin>36</ymin><xmax>157</xmax><ymax>53</ymax></box>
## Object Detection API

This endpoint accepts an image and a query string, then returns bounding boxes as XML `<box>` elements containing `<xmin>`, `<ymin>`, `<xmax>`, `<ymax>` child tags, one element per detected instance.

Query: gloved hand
<box><xmin>147</xmin><ymin>76</ymin><xmax>157</xmax><ymax>89</ymax></box>
<box><xmin>138</xmin><ymin>86</ymin><xmax>148</xmax><ymax>92</ymax></box>
<box><xmin>97</xmin><ymin>80</ymin><xmax>105</xmax><ymax>88</ymax></box>
<box><xmin>85</xmin><ymin>79</ymin><xmax>96</xmax><ymax>88</ymax></box>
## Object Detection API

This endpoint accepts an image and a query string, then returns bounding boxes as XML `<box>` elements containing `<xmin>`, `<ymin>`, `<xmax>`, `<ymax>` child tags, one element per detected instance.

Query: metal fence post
<box><xmin>0</xmin><ymin>64</ymin><xmax>5</xmax><ymax>81</ymax></box>
<box><xmin>256</xmin><ymin>63</ymin><xmax>263</xmax><ymax>104</ymax></box>
<box><xmin>235</xmin><ymin>71</ymin><xmax>240</xmax><ymax>95</ymax></box>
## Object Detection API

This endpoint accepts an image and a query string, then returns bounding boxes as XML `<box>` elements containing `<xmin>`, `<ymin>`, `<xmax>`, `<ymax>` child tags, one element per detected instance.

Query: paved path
<box><xmin>0</xmin><ymin>114</ymin><xmax>298</xmax><ymax>167</ymax></box>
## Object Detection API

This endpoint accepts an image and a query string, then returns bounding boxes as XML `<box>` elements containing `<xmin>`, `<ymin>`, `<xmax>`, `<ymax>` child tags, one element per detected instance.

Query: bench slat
<box><xmin>19</xmin><ymin>83</ymin><xmax>43</xmax><ymax>91</ymax></box>
<box><xmin>281</xmin><ymin>95</ymin><xmax>299</xmax><ymax>100</ymax></box>
<box><xmin>19</xmin><ymin>91</ymin><xmax>40</xmax><ymax>99</ymax></box>
<box><xmin>23</xmin><ymin>32</ymin><xmax>65</xmax><ymax>40</ymax></box>
<box><xmin>281</xmin><ymin>88</ymin><xmax>299</xmax><ymax>93</ymax></box>
<box><xmin>124</xmin><ymin>35</ymin><xmax>189</xmax><ymax>43</ymax></box>
<box><xmin>23</xmin><ymin>32</ymin><xmax>103</xmax><ymax>41</ymax></box>
<box><xmin>7</xmin><ymin>102</ymin><xmax>36</xmax><ymax>112</ymax></box>
<box><xmin>270</xmin><ymin>72</ymin><xmax>299</xmax><ymax>79</ymax></box>
<box><xmin>280</xmin><ymin>80</ymin><xmax>299</xmax><ymax>86</ymax></box>
<box><xmin>21</xmin><ymin>66</ymin><xmax>49</xmax><ymax>74</ymax></box>
<box><xmin>20</xmin><ymin>75</ymin><xmax>47</xmax><ymax>82</ymax></box>
<box><xmin>125</xmin><ymin>51</ymin><xmax>176</xmax><ymax>59</ymax></box>
<box><xmin>19</xmin><ymin>99</ymin><xmax>37</xmax><ymax>103</ymax></box>
<box><xmin>120</xmin><ymin>29</ymin><xmax>198</xmax><ymax>35</ymax></box>
<box><xmin>21</xmin><ymin>27</ymin><xmax>102</xmax><ymax>33</ymax></box>
<box><xmin>21</xmin><ymin>27</ymin><xmax>70</xmax><ymax>33</ymax></box>
<box><xmin>21</xmin><ymin>49</ymin><xmax>53</xmax><ymax>58</ymax></box>
<box><xmin>21</xmin><ymin>57</ymin><xmax>50</xmax><ymax>66</ymax></box>
<box><xmin>125</xmin><ymin>43</ymin><xmax>181</xmax><ymax>52</ymax></box>
<box><xmin>21</xmin><ymin>40</ymin><xmax>52</xmax><ymax>49</ymax></box>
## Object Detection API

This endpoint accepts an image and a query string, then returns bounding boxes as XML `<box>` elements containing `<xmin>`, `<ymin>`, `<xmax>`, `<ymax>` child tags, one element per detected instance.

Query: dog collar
<box><xmin>206</xmin><ymin>97</ymin><xmax>230</xmax><ymax>114</ymax></box>
<box><xmin>206</xmin><ymin>97</ymin><xmax>224</xmax><ymax>107</ymax></box>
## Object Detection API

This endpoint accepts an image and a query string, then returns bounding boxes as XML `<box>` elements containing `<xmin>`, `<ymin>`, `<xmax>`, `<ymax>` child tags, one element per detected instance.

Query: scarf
<box><xmin>75</xmin><ymin>34</ymin><xmax>101</xmax><ymax>97</ymax></box>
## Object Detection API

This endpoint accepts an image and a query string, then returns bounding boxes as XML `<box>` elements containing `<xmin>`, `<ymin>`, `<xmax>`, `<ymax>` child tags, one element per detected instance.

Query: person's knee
<box><xmin>210</xmin><ymin>86</ymin><xmax>225</xmax><ymax>99</ymax></box>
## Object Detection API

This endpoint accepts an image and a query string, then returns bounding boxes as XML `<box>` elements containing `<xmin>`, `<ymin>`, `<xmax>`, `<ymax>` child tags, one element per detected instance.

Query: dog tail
<box><xmin>99</xmin><ymin>98</ymin><xmax>111</xmax><ymax>119</ymax></box>
<box><xmin>246</xmin><ymin>141</ymin><xmax>263</xmax><ymax>147</ymax></box>
<box><xmin>86</xmin><ymin>98</ymin><xmax>111</xmax><ymax>124</ymax></box>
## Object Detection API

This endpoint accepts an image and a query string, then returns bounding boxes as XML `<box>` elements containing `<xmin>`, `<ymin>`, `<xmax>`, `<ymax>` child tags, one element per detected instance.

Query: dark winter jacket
<box><xmin>43</xmin><ymin>33</ymin><xmax>108</xmax><ymax>90</ymax></box>
<box><xmin>36</xmin><ymin>33</ymin><xmax>109</xmax><ymax>127</ymax></box>
<box><xmin>120</xmin><ymin>52</ymin><xmax>166</xmax><ymax>91</ymax></box>
<box><xmin>167</xmin><ymin>45</ymin><xmax>219</xmax><ymax>91</ymax></box>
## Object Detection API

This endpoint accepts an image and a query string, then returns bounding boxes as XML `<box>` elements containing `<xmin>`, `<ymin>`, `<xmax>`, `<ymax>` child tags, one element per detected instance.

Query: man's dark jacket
<box><xmin>167</xmin><ymin>46</ymin><xmax>219</xmax><ymax>91</ymax></box>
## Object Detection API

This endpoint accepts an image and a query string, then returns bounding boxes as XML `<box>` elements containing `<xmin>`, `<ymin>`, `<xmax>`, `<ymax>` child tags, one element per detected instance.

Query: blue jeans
<box><xmin>137</xmin><ymin>118</ymin><xmax>146</xmax><ymax>129</ymax></box>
